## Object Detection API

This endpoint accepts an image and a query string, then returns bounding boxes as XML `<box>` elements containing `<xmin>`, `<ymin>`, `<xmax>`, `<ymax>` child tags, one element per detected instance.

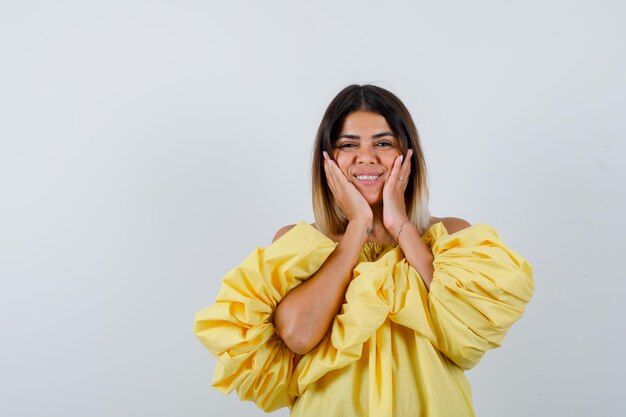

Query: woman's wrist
<box><xmin>385</xmin><ymin>218</ymin><xmax>410</xmax><ymax>242</ymax></box>
<box><xmin>393</xmin><ymin>221</ymin><xmax>408</xmax><ymax>244</ymax></box>
<box><xmin>348</xmin><ymin>216</ymin><xmax>373</xmax><ymax>243</ymax></box>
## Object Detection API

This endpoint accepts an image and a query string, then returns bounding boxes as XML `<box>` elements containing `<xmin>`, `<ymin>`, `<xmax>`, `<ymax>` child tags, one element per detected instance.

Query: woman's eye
<box><xmin>376</xmin><ymin>142</ymin><xmax>392</xmax><ymax>147</ymax></box>
<box><xmin>338</xmin><ymin>143</ymin><xmax>356</xmax><ymax>149</ymax></box>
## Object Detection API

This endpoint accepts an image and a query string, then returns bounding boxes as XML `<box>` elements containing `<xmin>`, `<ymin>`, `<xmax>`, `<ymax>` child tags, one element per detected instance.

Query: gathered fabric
<box><xmin>194</xmin><ymin>221</ymin><xmax>534</xmax><ymax>416</ymax></box>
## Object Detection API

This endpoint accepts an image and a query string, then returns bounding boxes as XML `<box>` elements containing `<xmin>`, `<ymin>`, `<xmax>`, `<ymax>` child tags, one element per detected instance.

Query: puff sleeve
<box><xmin>193</xmin><ymin>222</ymin><xmax>336</xmax><ymax>411</ymax></box>
<box><xmin>422</xmin><ymin>223</ymin><xmax>534</xmax><ymax>370</ymax></box>
<box><xmin>292</xmin><ymin>248</ymin><xmax>399</xmax><ymax>393</ymax></box>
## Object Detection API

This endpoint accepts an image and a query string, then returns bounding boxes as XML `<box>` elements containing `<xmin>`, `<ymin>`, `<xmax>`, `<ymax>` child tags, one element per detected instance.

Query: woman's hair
<box><xmin>311</xmin><ymin>84</ymin><xmax>431</xmax><ymax>237</ymax></box>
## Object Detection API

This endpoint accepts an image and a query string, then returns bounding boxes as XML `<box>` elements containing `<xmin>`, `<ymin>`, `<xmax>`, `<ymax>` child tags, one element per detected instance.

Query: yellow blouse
<box><xmin>194</xmin><ymin>221</ymin><xmax>534</xmax><ymax>416</ymax></box>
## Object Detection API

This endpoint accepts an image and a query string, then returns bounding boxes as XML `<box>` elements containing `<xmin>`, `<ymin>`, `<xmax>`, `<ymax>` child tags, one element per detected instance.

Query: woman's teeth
<box><xmin>356</xmin><ymin>175</ymin><xmax>379</xmax><ymax>180</ymax></box>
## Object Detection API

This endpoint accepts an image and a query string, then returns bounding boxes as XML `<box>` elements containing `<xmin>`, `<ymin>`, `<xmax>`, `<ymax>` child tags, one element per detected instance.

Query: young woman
<box><xmin>194</xmin><ymin>85</ymin><xmax>534</xmax><ymax>416</ymax></box>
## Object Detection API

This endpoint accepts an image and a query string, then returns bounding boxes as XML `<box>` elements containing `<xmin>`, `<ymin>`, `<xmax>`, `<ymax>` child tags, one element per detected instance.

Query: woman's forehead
<box><xmin>339</xmin><ymin>111</ymin><xmax>393</xmax><ymax>135</ymax></box>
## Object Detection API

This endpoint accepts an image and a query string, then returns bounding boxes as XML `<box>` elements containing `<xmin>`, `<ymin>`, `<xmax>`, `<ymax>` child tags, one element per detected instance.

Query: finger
<box><xmin>323</xmin><ymin>154</ymin><xmax>337</xmax><ymax>192</ymax></box>
<box><xmin>387</xmin><ymin>154</ymin><xmax>403</xmax><ymax>184</ymax></box>
<box><xmin>326</xmin><ymin>153</ymin><xmax>351</xmax><ymax>186</ymax></box>
<box><xmin>323</xmin><ymin>152</ymin><xmax>348</xmax><ymax>197</ymax></box>
<box><xmin>324</xmin><ymin>161</ymin><xmax>337</xmax><ymax>195</ymax></box>
<box><xmin>399</xmin><ymin>149</ymin><xmax>412</xmax><ymax>186</ymax></box>
<box><xmin>402</xmin><ymin>149</ymin><xmax>413</xmax><ymax>168</ymax></box>
<box><xmin>323</xmin><ymin>153</ymin><xmax>339</xmax><ymax>188</ymax></box>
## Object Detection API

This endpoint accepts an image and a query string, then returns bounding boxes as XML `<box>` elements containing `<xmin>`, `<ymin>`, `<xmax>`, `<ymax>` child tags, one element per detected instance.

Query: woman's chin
<box><xmin>363</xmin><ymin>195</ymin><xmax>383</xmax><ymax>207</ymax></box>
<box><xmin>354</xmin><ymin>187</ymin><xmax>383</xmax><ymax>207</ymax></box>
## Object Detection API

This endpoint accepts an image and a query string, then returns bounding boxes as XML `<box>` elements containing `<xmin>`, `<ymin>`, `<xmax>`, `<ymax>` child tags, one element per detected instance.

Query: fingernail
<box><xmin>400</xmin><ymin>155</ymin><xmax>404</xmax><ymax>162</ymax></box>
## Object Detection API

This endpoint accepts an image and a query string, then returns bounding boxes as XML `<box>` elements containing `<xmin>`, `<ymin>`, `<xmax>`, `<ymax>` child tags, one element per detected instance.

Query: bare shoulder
<box><xmin>272</xmin><ymin>224</ymin><xmax>297</xmax><ymax>243</ymax></box>
<box><xmin>439</xmin><ymin>216</ymin><xmax>472</xmax><ymax>234</ymax></box>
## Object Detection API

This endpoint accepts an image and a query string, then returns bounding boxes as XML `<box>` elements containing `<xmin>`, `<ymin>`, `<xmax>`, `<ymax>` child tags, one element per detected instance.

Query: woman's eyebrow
<box><xmin>372</xmin><ymin>131</ymin><xmax>395</xmax><ymax>138</ymax></box>
<box><xmin>337</xmin><ymin>131</ymin><xmax>396</xmax><ymax>140</ymax></box>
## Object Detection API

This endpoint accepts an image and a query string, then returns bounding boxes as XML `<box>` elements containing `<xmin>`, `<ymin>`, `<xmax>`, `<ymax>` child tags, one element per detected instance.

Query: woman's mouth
<box><xmin>354</xmin><ymin>174</ymin><xmax>381</xmax><ymax>186</ymax></box>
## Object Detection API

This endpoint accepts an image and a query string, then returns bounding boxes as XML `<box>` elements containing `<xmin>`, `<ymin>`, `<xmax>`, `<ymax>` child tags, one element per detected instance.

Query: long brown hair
<box><xmin>312</xmin><ymin>84</ymin><xmax>431</xmax><ymax>236</ymax></box>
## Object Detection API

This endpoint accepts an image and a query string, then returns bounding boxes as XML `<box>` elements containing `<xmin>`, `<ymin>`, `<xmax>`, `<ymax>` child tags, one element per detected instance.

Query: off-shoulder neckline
<box><xmin>298</xmin><ymin>221</ymin><xmax>492</xmax><ymax>247</ymax></box>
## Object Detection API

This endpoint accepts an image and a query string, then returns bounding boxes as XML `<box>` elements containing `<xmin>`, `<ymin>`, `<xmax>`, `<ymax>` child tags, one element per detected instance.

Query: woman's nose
<box><xmin>356</xmin><ymin>145</ymin><xmax>376</xmax><ymax>163</ymax></box>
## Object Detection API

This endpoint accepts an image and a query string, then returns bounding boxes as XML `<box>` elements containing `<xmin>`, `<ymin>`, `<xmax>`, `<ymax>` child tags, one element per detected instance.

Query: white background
<box><xmin>1</xmin><ymin>1</ymin><xmax>624</xmax><ymax>416</ymax></box>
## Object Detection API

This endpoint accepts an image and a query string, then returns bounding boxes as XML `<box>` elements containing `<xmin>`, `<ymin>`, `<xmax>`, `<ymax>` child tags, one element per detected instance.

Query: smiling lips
<box><xmin>353</xmin><ymin>172</ymin><xmax>383</xmax><ymax>185</ymax></box>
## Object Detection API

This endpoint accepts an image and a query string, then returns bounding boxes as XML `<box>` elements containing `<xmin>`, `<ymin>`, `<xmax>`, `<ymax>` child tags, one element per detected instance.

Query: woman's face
<box><xmin>332</xmin><ymin>110</ymin><xmax>402</xmax><ymax>206</ymax></box>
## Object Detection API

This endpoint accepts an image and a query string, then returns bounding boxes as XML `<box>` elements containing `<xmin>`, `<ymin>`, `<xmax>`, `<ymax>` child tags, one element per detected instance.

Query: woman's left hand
<box><xmin>382</xmin><ymin>149</ymin><xmax>412</xmax><ymax>234</ymax></box>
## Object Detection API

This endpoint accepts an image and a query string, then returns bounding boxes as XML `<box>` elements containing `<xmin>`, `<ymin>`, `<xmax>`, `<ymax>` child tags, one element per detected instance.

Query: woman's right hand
<box><xmin>323</xmin><ymin>151</ymin><xmax>373</xmax><ymax>226</ymax></box>
<box><xmin>274</xmin><ymin>152</ymin><xmax>373</xmax><ymax>354</ymax></box>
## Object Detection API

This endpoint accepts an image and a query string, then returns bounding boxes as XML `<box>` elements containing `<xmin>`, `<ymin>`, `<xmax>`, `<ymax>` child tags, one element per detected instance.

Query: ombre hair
<box><xmin>312</xmin><ymin>84</ymin><xmax>431</xmax><ymax>237</ymax></box>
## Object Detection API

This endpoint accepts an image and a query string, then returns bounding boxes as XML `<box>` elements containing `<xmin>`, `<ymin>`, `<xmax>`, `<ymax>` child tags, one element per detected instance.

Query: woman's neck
<box><xmin>367</xmin><ymin>205</ymin><xmax>396</xmax><ymax>245</ymax></box>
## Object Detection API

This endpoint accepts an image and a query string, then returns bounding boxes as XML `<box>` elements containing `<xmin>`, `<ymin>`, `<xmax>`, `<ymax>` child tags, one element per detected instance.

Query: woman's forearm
<box><xmin>395</xmin><ymin>222</ymin><xmax>434</xmax><ymax>290</ymax></box>
<box><xmin>273</xmin><ymin>219</ymin><xmax>370</xmax><ymax>354</ymax></box>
